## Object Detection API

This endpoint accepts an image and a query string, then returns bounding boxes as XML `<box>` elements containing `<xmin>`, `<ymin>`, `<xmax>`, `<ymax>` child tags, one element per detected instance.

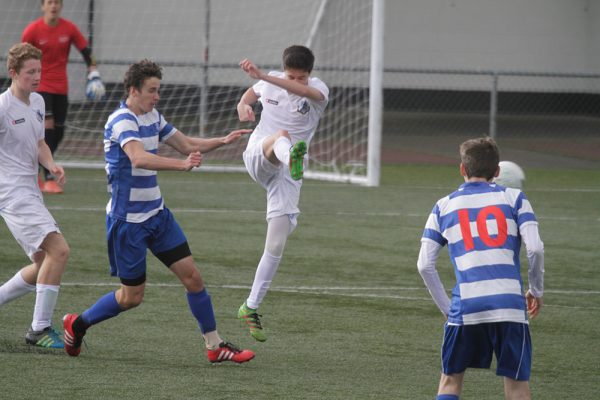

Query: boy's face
<box><xmin>284</xmin><ymin>68</ymin><xmax>310</xmax><ymax>85</ymax></box>
<box><xmin>130</xmin><ymin>77</ymin><xmax>161</xmax><ymax>115</ymax></box>
<box><xmin>10</xmin><ymin>58</ymin><xmax>42</xmax><ymax>94</ymax></box>
<box><xmin>42</xmin><ymin>0</ymin><xmax>63</xmax><ymax>20</ymax></box>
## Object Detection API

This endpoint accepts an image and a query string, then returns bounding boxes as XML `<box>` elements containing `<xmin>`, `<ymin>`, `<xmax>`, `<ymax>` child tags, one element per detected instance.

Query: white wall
<box><xmin>2</xmin><ymin>0</ymin><xmax>599</xmax><ymax>93</ymax></box>
<box><xmin>385</xmin><ymin>0</ymin><xmax>597</xmax><ymax>72</ymax></box>
<box><xmin>588</xmin><ymin>0</ymin><xmax>600</xmax><ymax>70</ymax></box>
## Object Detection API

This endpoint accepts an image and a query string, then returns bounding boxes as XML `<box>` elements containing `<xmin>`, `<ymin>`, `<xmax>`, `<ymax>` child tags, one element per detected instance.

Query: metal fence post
<box><xmin>489</xmin><ymin>72</ymin><xmax>498</xmax><ymax>140</ymax></box>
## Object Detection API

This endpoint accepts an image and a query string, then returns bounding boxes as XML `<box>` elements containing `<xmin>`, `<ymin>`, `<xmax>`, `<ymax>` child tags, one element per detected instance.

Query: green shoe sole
<box><xmin>289</xmin><ymin>140</ymin><xmax>307</xmax><ymax>181</ymax></box>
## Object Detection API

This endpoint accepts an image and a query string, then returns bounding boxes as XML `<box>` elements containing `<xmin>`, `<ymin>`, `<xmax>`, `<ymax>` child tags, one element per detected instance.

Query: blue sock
<box><xmin>436</xmin><ymin>395</ymin><xmax>459</xmax><ymax>400</ymax></box>
<box><xmin>186</xmin><ymin>289</ymin><xmax>216</xmax><ymax>334</ymax></box>
<box><xmin>81</xmin><ymin>292</ymin><xmax>123</xmax><ymax>326</ymax></box>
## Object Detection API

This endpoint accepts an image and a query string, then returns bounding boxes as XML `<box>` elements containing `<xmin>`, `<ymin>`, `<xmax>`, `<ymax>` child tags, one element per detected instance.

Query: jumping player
<box><xmin>236</xmin><ymin>45</ymin><xmax>329</xmax><ymax>341</ymax></box>
<box><xmin>417</xmin><ymin>137</ymin><xmax>545</xmax><ymax>400</ymax></box>
<box><xmin>62</xmin><ymin>59</ymin><xmax>254</xmax><ymax>364</ymax></box>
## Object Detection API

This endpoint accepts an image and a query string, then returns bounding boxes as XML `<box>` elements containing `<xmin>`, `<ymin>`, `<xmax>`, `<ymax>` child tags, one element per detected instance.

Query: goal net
<box><xmin>0</xmin><ymin>0</ymin><xmax>378</xmax><ymax>184</ymax></box>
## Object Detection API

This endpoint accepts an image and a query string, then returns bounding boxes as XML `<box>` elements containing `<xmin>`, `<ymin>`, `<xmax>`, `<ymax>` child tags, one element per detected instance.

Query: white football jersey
<box><xmin>0</xmin><ymin>89</ymin><xmax>45</xmax><ymax>205</ymax></box>
<box><xmin>247</xmin><ymin>71</ymin><xmax>329</xmax><ymax>150</ymax></box>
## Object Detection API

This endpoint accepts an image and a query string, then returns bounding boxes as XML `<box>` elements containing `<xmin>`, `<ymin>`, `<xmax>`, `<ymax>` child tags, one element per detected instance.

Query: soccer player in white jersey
<box><xmin>62</xmin><ymin>59</ymin><xmax>255</xmax><ymax>364</ymax></box>
<box><xmin>235</xmin><ymin>45</ymin><xmax>329</xmax><ymax>341</ymax></box>
<box><xmin>417</xmin><ymin>137</ymin><xmax>545</xmax><ymax>400</ymax></box>
<box><xmin>0</xmin><ymin>43</ymin><xmax>68</xmax><ymax>349</ymax></box>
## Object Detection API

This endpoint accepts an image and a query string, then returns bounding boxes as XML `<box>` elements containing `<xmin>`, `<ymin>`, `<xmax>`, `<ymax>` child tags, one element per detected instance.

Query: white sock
<box><xmin>0</xmin><ymin>271</ymin><xmax>36</xmax><ymax>306</ymax></box>
<box><xmin>246</xmin><ymin>251</ymin><xmax>282</xmax><ymax>309</ymax></box>
<box><xmin>273</xmin><ymin>136</ymin><xmax>292</xmax><ymax>165</ymax></box>
<box><xmin>246</xmin><ymin>216</ymin><xmax>291</xmax><ymax>309</ymax></box>
<box><xmin>203</xmin><ymin>330</ymin><xmax>223</xmax><ymax>350</ymax></box>
<box><xmin>31</xmin><ymin>284</ymin><xmax>60</xmax><ymax>331</ymax></box>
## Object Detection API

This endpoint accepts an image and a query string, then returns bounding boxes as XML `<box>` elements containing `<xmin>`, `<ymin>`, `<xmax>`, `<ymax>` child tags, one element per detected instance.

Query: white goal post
<box><xmin>0</xmin><ymin>0</ymin><xmax>383</xmax><ymax>186</ymax></box>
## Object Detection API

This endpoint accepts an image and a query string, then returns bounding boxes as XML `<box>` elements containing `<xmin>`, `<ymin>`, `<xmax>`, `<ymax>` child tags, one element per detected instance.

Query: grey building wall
<box><xmin>385</xmin><ymin>0</ymin><xmax>597</xmax><ymax>72</ymax></box>
<box><xmin>2</xmin><ymin>0</ymin><xmax>599</xmax><ymax>94</ymax></box>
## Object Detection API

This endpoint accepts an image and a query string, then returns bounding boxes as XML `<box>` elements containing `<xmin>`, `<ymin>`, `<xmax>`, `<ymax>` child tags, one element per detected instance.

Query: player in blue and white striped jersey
<box><xmin>62</xmin><ymin>59</ymin><xmax>255</xmax><ymax>364</ymax></box>
<box><xmin>417</xmin><ymin>137</ymin><xmax>544</xmax><ymax>400</ymax></box>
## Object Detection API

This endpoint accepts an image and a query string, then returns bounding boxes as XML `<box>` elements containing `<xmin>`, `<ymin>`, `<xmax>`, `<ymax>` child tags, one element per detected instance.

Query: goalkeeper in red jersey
<box><xmin>22</xmin><ymin>0</ymin><xmax>105</xmax><ymax>194</ymax></box>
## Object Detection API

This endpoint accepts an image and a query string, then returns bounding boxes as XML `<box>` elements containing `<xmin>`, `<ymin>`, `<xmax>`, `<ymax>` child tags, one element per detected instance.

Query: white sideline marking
<box><xmin>46</xmin><ymin>205</ymin><xmax>592</xmax><ymax>221</ymax></box>
<box><xmin>59</xmin><ymin>282</ymin><xmax>600</xmax><ymax>295</ymax></box>
<box><xmin>59</xmin><ymin>282</ymin><xmax>600</xmax><ymax>311</ymax></box>
<box><xmin>66</xmin><ymin>177</ymin><xmax>600</xmax><ymax>193</ymax></box>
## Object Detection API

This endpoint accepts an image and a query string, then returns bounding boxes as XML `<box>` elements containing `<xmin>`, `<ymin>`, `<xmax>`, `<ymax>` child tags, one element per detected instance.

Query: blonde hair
<box><xmin>7</xmin><ymin>43</ymin><xmax>42</xmax><ymax>74</ymax></box>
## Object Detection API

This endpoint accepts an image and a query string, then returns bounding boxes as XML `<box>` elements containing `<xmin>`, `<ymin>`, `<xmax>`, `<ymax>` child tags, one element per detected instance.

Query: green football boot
<box><xmin>289</xmin><ymin>140</ymin><xmax>307</xmax><ymax>181</ymax></box>
<box><xmin>238</xmin><ymin>302</ymin><xmax>267</xmax><ymax>342</ymax></box>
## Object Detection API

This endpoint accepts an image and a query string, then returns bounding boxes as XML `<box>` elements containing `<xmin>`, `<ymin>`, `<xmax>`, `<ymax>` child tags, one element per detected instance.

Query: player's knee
<box><xmin>181</xmin><ymin>268</ymin><xmax>205</xmax><ymax>292</ymax></box>
<box><xmin>265</xmin><ymin>238</ymin><xmax>286</xmax><ymax>258</ymax></box>
<box><xmin>45</xmin><ymin>236</ymin><xmax>70</xmax><ymax>264</ymax></box>
<box><xmin>120</xmin><ymin>292</ymin><xmax>144</xmax><ymax>310</ymax></box>
<box><xmin>276</xmin><ymin>129</ymin><xmax>290</xmax><ymax>139</ymax></box>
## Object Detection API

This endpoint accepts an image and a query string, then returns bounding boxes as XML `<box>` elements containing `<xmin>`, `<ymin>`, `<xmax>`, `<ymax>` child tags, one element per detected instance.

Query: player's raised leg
<box><xmin>262</xmin><ymin>129</ymin><xmax>307</xmax><ymax>180</ymax></box>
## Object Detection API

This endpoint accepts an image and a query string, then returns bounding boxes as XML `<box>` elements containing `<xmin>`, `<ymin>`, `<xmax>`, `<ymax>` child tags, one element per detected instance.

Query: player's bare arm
<box><xmin>123</xmin><ymin>140</ymin><xmax>201</xmax><ymax>171</ymax></box>
<box><xmin>37</xmin><ymin>139</ymin><xmax>65</xmax><ymax>186</ymax></box>
<box><xmin>237</xmin><ymin>88</ymin><xmax>258</xmax><ymax>122</ymax></box>
<box><xmin>239</xmin><ymin>58</ymin><xmax>325</xmax><ymax>101</ymax></box>
<box><xmin>165</xmin><ymin>129</ymin><xmax>252</xmax><ymax>155</ymax></box>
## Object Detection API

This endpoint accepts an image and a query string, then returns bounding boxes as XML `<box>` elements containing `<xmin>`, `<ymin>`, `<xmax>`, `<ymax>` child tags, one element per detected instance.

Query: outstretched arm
<box><xmin>38</xmin><ymin>139</ymin><xmax>65</xmax><ymax>187</ymax></box>
<box><xmin>239</xmin><ymin>58</ymin><xmax>325</xmax><ymax>102</ymax></box>
<box><xmin>164</xmin><ymin>129</ymin><xmax>252</xmax><ymax>156</ymax></box>
<box><xmin>122</xmin><ymin>140</ymin><xmax>201</xmax><ymax>171</ymax></box>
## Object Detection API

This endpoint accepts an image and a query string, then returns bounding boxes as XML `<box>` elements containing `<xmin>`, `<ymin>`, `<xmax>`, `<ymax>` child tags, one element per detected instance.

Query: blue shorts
<box><xmin>106</xmin><ymin>208</ymin><xmax>187</xmax><ymax>282</ymax></box>
<box><xmin>441</xmin><ymin>322</ymin><xmax>532</xmax><ymax>381</ymax></box>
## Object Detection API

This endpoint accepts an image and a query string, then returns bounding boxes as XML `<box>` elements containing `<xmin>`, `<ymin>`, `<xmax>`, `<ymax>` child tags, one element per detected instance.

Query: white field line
<box><xmin>60</xmin><ymin>282</ymin><xmax>600</xmax><ymax>310</ymax></box>
<box><xmin>66</xmin><ymin>177</ymin><xmax>600</xmax><ymax>192</ymax></box>
<box><xmin>46</xmin><ymin>205</ymin><xmax>595</xmax><ymax>222</ymax></box>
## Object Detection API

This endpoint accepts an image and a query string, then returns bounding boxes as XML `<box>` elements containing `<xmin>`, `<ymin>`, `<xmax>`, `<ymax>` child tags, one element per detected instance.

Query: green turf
<box><xmin>1</xmin><ymin>165</ymin><xmax>599</xmax><ymax>399</ymax></box>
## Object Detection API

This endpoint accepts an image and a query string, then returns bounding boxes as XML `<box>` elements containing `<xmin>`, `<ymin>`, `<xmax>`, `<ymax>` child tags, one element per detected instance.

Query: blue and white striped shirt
<box><xmin>103</xmin><ymin>102</ymin><xmax>176</xmax><ymax>223</ymax></box>
<box><xmin>421</xmin><ymin>182</ymin><xmax>538</xmax><ymax>325</ymax></box>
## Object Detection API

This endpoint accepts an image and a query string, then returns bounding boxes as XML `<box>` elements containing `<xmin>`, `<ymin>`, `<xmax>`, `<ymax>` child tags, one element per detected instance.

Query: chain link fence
<box><xmin>382</xmin><ymin>68</ymin><xmax>600</xmax><ymax>169</ymax></box>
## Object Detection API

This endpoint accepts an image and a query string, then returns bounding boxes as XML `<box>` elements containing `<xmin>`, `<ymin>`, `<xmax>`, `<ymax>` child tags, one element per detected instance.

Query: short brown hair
<box><xmin>123</xmin><ymin>59</ymin><xmax>162</xmax><ymax>94</ymax></box>
<box><xmin>7</xmin><ymin>42</ymin><xmax>42</xmax><ymax>73</ymax></box>
<box><xmin>282</xmin><ymin>45</ymin><xmax>315</xmax><ymax>73</ymax></box>
<box><xmin>459</xmin><ymin>137</ymin><xmax>500</xmax><ymax>180</ymax></box>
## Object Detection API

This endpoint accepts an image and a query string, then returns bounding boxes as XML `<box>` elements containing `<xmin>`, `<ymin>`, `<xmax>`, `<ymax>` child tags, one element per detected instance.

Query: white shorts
<box><xmin>1</xmin><ymin>192</ymin><xmax>60</xmax><ymax>259</ymax></box>
<box><xmin>243</xmin><ymin>136</ymin><xmax>302</xmax><ymax>221</ymax></box>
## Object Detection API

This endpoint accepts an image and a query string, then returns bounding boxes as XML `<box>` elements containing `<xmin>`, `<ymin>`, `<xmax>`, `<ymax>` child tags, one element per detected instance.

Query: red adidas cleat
<box><xmin>63</xmin><ymin>313</ymin><xmax>85</xmax><ymax>357</ymax></box>
<box><xmin>207</xmin><ymin>341</ymin><xmax>255</xmax><ymax>364</ymax></box>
